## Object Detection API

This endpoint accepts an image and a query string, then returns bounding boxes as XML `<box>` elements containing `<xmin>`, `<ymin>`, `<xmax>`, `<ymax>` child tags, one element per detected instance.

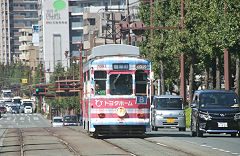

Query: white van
<box><xmin>151</xmin><ymin>95</ymin><xmax>186</xmax><ymax>131</ymax></box>
<box><xmin>24</xmin><ymin>106</ymin><xmax>32</xmax><ymax>114</ymax></box>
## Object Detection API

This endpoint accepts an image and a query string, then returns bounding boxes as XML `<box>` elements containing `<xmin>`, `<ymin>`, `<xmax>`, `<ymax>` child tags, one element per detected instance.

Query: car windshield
<box><xmin>23</xmin><ymin>103</ymin><xmax>32</xmax><ymax>107</ymax></box>
<box><xmin>64</xmin><ymin>116</ymin><xmax>77</xmax><ymax>122</ymax></box>
<box><xmin>13</xmin><ymin>99</ymin><xmax>21</xmax><ymax>103</ymax></box>
<box><xmin>199</xmin><ymin>93</ymin><xmax>240</xmax><ymax>109</ymax></box>
<box><xmin>154</xmin><ymin>98</ymin><xmax>183</xmax><ymax>110</ymax></box>
<box><xmin>3</xmin><ymin>92</ymin><xmax>12</xmax><ymax>97</ymax></box>
<box><xmin>12</xmin><ymin>106</ymin><xmax>18</xmax><ymax>110</ymax></box>
<box><xmin>53</xmin><ymin>119</ymin><xmax>63</xmax><ymax>123</ymax></box>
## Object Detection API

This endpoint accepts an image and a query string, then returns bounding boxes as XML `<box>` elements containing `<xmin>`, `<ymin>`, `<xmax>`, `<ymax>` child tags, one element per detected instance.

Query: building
<box><xmin>0</xmin><ymin>0</ymin><xmax>38</xmax><ymax>64</ymax></box>
<box><xmin>38</xmin><ymin>0</ymin><xmax>70</xmax><ymax>82</ymax></box>
<box><xmin>19</xmin><ymin>26</ymin><xmax>39</xmax><ymax>70</ymax></box>
<box><xmin>68</xmin><ymin>0</ymin><xmax>127</xmax><ymax>57</ymax></box>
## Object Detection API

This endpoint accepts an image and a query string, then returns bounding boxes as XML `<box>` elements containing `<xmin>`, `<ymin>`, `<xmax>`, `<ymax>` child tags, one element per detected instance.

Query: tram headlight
<box><xmin>116</xmin><ymin>107</ymin><xmax>126</xmax><ymax>117</ymax></box>
<box><xmin>98</xmin><ymin>113</ymin><xmax>105</xmax><ymax>118</ymax></box>
<box><xmin>137</xmin><ymin>113</ymin><xmax>145</xmax><ymax>118</ymax></box>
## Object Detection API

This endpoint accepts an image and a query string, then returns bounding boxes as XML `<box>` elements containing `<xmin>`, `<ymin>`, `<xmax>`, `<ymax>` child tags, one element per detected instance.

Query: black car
<box><xmin>11</xmin><ymin>106</ymin><xmax>19</xmax><ymax>114</ymax></box>
<box><xmin>190</xmin><ymin>90</ymin><xmax>240</xmax><ymax>137</ymax></box>
<box><xmin>63</xmin><ymin>115</ymin><xmax>78</xmax><ymax>126</ymax></box>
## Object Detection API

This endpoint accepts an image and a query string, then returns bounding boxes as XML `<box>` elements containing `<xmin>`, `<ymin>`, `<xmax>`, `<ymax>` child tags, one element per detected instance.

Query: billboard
<box><xmin>42</xmin><ymin>0</ymin><xmax>69</xmax><ymax>82</ymax></box>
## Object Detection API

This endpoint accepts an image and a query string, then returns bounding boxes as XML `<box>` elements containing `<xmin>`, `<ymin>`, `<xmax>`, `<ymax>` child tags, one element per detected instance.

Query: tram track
<box><xmin>66</xmin><ymin>126</ymin><xmax>194</xmax><ymax>156</ymax></box>
<box><xmin>43</xmin><ymin>127</ymin><xmax>81</xmax><ymax>156</ymax></box>
<box><xmin>18</xmin><ymin>128</ymin><xmax>24</xmax><ymax>156</ymax></box>
<box><xmin>65</xmin><ymin>126</ymin><xmax>138</xmax><ymax>156</ymax></box>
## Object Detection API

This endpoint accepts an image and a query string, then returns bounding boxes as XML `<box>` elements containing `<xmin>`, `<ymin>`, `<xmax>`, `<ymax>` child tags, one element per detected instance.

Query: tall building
<box><xmin>0</xmin><ymin>0</ymin><xmax>38</xmax><ymax>64</ymax></box>
<box><xmin>18</xmin><ymin>26</ymin><xmax>39</xmax><ymax>72</ymax></box>
<box><xmin>68</xmin><ymin>0</ymin><xmax>126</xmax><ymax>57</ymax></box>
<box><xmin>0</xmin><ymin>0</ymin><xmax>10</xmax><ymax>64</ymax></box>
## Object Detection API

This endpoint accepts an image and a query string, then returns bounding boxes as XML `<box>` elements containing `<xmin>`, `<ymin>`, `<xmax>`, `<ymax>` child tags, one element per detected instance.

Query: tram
<box><xmin>82</xmin><ymin>44</ymin><xmax>152</xmax><ymax>137</ymax></box>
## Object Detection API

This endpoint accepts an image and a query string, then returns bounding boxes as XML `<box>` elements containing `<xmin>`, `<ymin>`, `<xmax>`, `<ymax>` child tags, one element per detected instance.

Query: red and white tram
<box><xmin>82</xmin><ymin>44</ymin><xmax>152</xmax><ymax>137</ymax></box>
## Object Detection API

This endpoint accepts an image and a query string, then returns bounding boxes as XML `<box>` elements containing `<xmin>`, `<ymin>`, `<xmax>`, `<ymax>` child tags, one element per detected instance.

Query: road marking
<box><xmin>201</xmin><ymin>145</ymin><xmax>212</xmax><ymax>148</ymax></box>
<box><xmin>156</xmin><ymin>143</ymin><xmax>167</xmax><ymax>147</ymax></box>
<box><xmin>186</xmin><ymin>140</ymin><xmax>239</xmax><ymax>155</ymax></box>
<box><xmin>200</xmin><ymin>144</ymin><xmax>238</xmax><ymax>155</ymax></box>
<box><xmin>33</xmin><ymin>117</ymin><xmax>39</xmax><ymax>120</ymax></box>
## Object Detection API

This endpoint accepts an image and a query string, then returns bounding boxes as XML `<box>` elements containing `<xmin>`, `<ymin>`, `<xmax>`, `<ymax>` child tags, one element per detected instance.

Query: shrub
<box><xmin>185</xmin><ymin>107</ymin><xmax>191</xmax><ymax>127</ymax></box>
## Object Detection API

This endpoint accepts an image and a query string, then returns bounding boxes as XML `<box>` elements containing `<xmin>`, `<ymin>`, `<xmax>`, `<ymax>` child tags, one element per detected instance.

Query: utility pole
<box><xmin>79</xmin><ymin>43</ymin><xmax>84</xmax><ymax>117</ymax></box>
<box><xmin>180</xmin><ymin>0</ymin><xmax>186</xmax><ymax>105</ymax></box>
<box><xmin>127</xmin><ymin>0</ymin><xmax>131</xmax><ymax>45</ymax></box>
<box><xmin>224</xmin><ymin>4</ymin><xmax>230</xmax><ymax>90</ymax></box>
<box><xmin>29</xmin><ymin>70</ymin><xmax>31</xmax><ymax>98</ymax></box>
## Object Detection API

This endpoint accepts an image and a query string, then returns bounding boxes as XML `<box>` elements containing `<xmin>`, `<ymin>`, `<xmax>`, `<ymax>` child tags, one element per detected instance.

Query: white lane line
<box><xmin>156</xmin><ymin>143</ymin><xmax>168</xmax><ymax>147</ymax></box>
<box><xmin>33</xmin><ymin>117</ymin><xmax>39</xmax><ymax>120</ymax></box>
<box><xmin>201</xmin><ymin>144</ymin><xmax>238</xmax><ymax>155</ymax></box>
<box><xmin>186</xmin><ymin>141</ymin><xmax>239</xmax><ymax>155</ymax></box>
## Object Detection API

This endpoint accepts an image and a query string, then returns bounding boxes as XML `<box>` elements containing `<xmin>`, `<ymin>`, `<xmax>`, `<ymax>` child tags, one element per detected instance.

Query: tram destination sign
<box><xmin>113</xmin><ymin>63</ymin><xmax>129</xmax><ymax>70</ymax></box>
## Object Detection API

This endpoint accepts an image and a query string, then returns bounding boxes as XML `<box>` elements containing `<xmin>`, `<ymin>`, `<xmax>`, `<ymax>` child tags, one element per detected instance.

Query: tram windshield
<box><xmin>110</xmin><ymin>74</ymin><xmax>132</xmax><ymax>95</ymax></box>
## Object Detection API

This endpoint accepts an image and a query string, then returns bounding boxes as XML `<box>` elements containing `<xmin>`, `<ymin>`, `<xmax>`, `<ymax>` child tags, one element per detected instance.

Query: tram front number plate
<box><xmin>167</xmin><ymin>119</ymin><xmax>175</xmax><ymax>123</ymax></box>
<box><xmin>218</xmin><ymin>122</ymin><xmax>228</xmax><ymax>127</ymax></box>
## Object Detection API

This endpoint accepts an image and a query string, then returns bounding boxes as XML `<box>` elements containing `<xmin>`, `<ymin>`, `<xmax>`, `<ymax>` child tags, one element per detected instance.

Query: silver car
<box><xmin>151</xmin><ymin>95</ymin><xmax>186</xmax><ymax>131</ymax></box>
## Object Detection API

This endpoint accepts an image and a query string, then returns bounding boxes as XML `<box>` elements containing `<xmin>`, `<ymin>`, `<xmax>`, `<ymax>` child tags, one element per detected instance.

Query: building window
<box><xmin>88</xmin><ymin>18</ymin><xmax>95</xmax><ymax>25</ymax></box>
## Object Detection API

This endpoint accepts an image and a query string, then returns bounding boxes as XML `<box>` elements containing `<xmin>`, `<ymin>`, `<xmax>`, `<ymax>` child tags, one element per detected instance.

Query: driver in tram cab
<box><xmin>95</xmin><ymin>82</ymin><xmax>106</xmax><ymax>95</ymax></box>
<box><xmin>95</xmin><ymin>83</ymin><xmax>101</xmax><ymax>95</ymax></box>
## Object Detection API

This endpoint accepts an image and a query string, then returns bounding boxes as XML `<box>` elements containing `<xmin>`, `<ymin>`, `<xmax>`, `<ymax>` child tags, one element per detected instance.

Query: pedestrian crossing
<box><xmin>0</xmin><ymin>113</ymin><xmax>50</xmax><ymax>128</ymax></box>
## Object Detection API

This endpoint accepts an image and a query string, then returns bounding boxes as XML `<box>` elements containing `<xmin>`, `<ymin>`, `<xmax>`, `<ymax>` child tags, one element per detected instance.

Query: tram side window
<box><xmin>94</xmin><ymin>71</ymin><xmax>106</xmax><ymax>95</ymax></box>
<box><xmin>135</xmin><ymin>70</ymin><xmax>147</xmax><ymax>95</ymax></box>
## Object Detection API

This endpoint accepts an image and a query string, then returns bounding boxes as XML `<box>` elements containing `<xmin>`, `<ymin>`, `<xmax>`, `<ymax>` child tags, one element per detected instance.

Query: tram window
<box><xmin>135</xmin><ymin>71</ymin><xmax>147</xmax><ymax>95</ymax></box>
<box><xmin>84</xmin><ymin>72</ymin><xmax>86</xmax><ymax>82</ymax></box>
<box><xmin>94</xmin><ymin>71</ymin><xmax>107</xmax><ymax>79</ymax></box>
<box><xmin>110</xmin><ymin>74</ymin><xmax>132</xmax><ymax>95</ymax></box>
<box><xmin>95</xmin><ymin>80</ymin><xmax>106</xmax><ymax>95</ymax></box>
<box><xmin>87</xmin><ymin>71</ymin><xmax>90</xmax><ymax>81</ymax></box>
<box><xmin>94</xmin><ymin>71</ymin><xmax>107</xmax><ymax>95</ymax></box>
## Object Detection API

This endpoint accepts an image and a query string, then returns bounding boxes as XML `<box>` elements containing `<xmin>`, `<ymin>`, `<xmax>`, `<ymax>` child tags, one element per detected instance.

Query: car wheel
<box><xmin>179</xmin><ymin>127</ymin><xmax>186</xmax><ymax>131</ymax></box>
<box><xmin>152</xmin><ymin>126</ymin><xmax>155</xmax><ymax>131</ymax></box>
<box><xmin>196</xmin><ymin>123</ymin><xmax>203</xmax><ymax>137</ymax></box>
<box><xmin>191</xmin><ymin>119</ymin><xmax>196</xmax><ymax>136</ymax></box>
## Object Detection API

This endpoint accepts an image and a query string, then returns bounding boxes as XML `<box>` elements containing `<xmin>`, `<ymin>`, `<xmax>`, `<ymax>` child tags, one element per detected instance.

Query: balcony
<box><xmin>71</xmin><ymin>7</ymin><xmax>84</xmax><ymax>16</ymax></box>
<box><xmin>71</xmin><ymin>22</ymin><xmax>83</xmax><ymax>30</ymax></box>
<box><xmin>19</xmin><ymin>52</ymin><xmax>30</xmax><ymax>60</ymax></box>
<box><xmin>19</xmin><ymin>36</ymin><xmax>32</xmax><ymax>42</ymax></box>
<box><xmin>19</xmin><ymin>45</ymin><xmax>30</xmax><ymax>51</ymax></box>
<box><xmin>71</xmin><ymin>36</ymin><xmax>83</xmax><ymax>44</ymax></box>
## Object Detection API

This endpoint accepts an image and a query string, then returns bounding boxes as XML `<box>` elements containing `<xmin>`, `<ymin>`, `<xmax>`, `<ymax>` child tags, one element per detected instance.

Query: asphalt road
<box><xmin>0</xmin><ymin>113</ymin><xmax>239</xmax><ymax>156</ymax></box>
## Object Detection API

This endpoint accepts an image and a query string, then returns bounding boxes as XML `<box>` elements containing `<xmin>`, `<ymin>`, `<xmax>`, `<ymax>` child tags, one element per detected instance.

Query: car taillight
<box><xmin>98</xmin><ymin>113</ymin><xmax>105</xmax><ymax>118</ymax></box>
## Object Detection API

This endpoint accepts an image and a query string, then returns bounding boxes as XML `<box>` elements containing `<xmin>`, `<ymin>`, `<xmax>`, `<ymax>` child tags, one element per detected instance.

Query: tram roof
<box><xmin>88</xmin><ymin>44</ymin><xmax>140</xmax><ymax>61</ymax></box>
